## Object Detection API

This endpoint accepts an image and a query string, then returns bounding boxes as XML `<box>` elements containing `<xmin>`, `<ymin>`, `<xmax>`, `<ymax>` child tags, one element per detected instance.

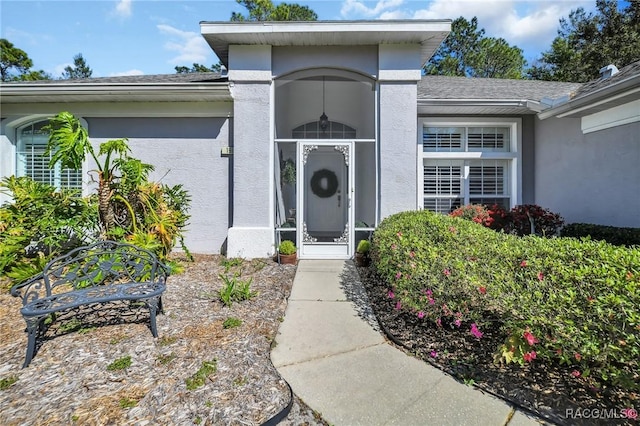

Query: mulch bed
<box><xmin>0</xmin><ymin>255</ymin><xmax>327</xmax><ymax>426</ymax></box>
<box><xmin>358</xmin><ymin>265</ymin><xmax>639</xmax><ymax>426</ymax></box>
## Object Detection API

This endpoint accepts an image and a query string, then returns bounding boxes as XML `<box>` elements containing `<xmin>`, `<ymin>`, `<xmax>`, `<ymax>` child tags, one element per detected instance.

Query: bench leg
<box><xmin>23</xmin><ymin>317</ymin><xmax>40</xmax><ymax>368</ymax></box>
<box><xmin>158</xmin><ymin>296</ymin><xmax>164</xmax><ymax>315</ymax></box>
<box><xmin>147</xmin><ymin>297</ymin><xmax>160</xmax><ymax>338</ymax></box>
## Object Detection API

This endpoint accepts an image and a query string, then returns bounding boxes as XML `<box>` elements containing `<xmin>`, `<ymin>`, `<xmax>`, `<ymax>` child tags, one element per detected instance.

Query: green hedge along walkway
<box><xmin>271</xmin><ymin>260</ymin><xmax>540</xmax><ymax>426</ymax></box>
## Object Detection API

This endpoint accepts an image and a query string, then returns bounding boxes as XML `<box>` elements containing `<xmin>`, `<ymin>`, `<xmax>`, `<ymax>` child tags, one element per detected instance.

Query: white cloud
<box><xmin>157</xmin><ymin>24</ymin><xmax>210</xmax><ymax>65</ymax></box>
<box><xmin>341</xmin><ymin>0</ymin><xmax>405</xmax><ymax>18</ymax></box>
<box><xmin>341</xmin><ymin>0</ymin><xmax>594</xmax><ymax>60</ymax></box>
<box><xmin>113</xmin><ymin>0</ymin><xmax>132</xmax><ymax>19</ymax></box>
<box><xmin>53</xmin><ymin>63</ymin><xmax>72</xmax><ymax>77</ymax></box>
<box><xmin>110</xmin><ymin>69</ymin><xmax>144</xmax><ymax>77</ymax></box>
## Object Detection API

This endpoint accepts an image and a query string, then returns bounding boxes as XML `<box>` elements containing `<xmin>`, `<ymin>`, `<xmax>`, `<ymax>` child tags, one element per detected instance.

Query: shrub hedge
<box><xmin>372</xmin><ymin>210</ymin><xmax>639</xmax><ymax>391</ymax></box>
<box><xmin>561</xmin><ymin>223</ymin><xmax>640</xmax><ymax>247</ymax></box>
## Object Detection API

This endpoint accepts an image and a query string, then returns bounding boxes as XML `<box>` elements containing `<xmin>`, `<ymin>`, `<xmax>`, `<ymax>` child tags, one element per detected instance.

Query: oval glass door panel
<box><xmin>302</xmin><ymin>145</ymin><xmax>349</xmax><ymax>244</ymax></box>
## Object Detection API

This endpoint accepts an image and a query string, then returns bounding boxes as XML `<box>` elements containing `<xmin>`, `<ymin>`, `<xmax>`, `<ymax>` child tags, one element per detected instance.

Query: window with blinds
<box><xmin>422</xmin><ymin>125</ymin><xmax>514</xmax><ymax>211</ymax></box>
<box><xmin>17</xmin><ymin>121</ymin><xmax>82</xmax><ymax>190</ymax></box>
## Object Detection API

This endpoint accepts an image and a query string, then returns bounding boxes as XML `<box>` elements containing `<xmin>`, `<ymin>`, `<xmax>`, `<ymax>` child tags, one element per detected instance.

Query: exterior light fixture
<box><xmin>319</xmin><ymin>76</ymin><xmax>329</xmax><ymax>131</ymax></box>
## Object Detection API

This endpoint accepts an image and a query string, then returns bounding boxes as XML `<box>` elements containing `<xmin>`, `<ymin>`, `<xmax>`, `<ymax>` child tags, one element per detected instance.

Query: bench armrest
<box><xmin>11</xmin><ymin>272</ymin><xmax>48</xmax><ymax>305</ymax></box>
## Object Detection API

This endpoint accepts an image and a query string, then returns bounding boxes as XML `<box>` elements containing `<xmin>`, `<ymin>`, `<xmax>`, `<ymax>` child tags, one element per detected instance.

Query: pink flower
<box><xmin>571</xmin><ymin>370</ymin><xmax>581</xmax><ymax>378</ymax></box>
<box><xmin>454</xmin><ymin>319</ymin><xmax>461</xmax><ymax>328</ymax></box>
<box><xmin>443</xmin><ymin>268</ymin><xmax>451</xmax><ymax>276</ymax></box>
<box><xmin>478</xmin><ymin>286</ymin><xmax>487</xmax><ymax>295</ymax></box>
<box><xmin>574</xmin><ymin>352</ymin><xmax>582</xmax><ymax>362</ymax></box>
<box><xmin>523</xmin><ymin>351</ymin><xmax>537</xmax><ymax>362</ymax></box>
<box><xmin>448</xmin><ymin>226</ymin><xmax>457</xmax><ymax>234</ymax></box>
<box><xmin>436</xmin><ymin>318</ymin><xmax>442</xmax><ymax>327</ymax></box>
<box><xmin>470</xmin><ymin>323</ymin><xmax>483</xmax><ymax>339</ymax></box>
<box><xmin>409</xmin><ymin>251</ymin><xmax>415</xmax><ymax>258</ymax></box>
<box><xmin>623</xmin><ymin>408</ymin><xmax>638</xmax><ymax>420</ymax></box>
<box><xmin>396</xmin><ymin>232</ymin><xmax>403</xmax><ymax>238</ymax></box>
<box><xmin>520</xmin><ymin>260</ymin><xmax>527</xmax><ymax>267</ymax></box>
<box><xmin>425</xmin><ymin>289</ymin><xmax>433</xmax><ymax>297</ymax></box>
<box><xmin>428</xmin><ymin>297</ymin><xmax>435</xmax><ymax>305</ymax></box>
<box><xmin>395</xmin><ymin>301</ymin><xmax>402</xmax><ymax>310</ymax></box>
<box><xmin>391</xmin><ymin>244</ymin><xmax>397</xmax><ymax>250</ymax></box>
<box><xmin>523</xmin><ymin>331</ymin><xmax>539</xmax><ymax>346</ymax></box>
<box><xmin>396</xmin><ymin>272</ymin><xmax>402</xmax><ymax>279</ymax></box>
<box><xmin>537</xmin><ymin>271</ymin><xmax>544</xmax><ymax>281</ymax></box>
<box><xmin>430</xmin><ymin>351</ymin><xmax>438</xmax><ymax>358</ymax></box>
<box><xmin>387</xmin><ymin>290</ymin><xmax>395</xmax><ymax>299</ymax></box>
<box><xmin>417</xmin><ymin>311</ymin><xmax>425</xmax><ymax>319</ymax></box>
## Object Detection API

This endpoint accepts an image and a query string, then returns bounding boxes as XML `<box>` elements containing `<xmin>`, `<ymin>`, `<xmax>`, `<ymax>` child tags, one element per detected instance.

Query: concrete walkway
<box><xmin>271</xmin><ymin>260</ymin><xmax>542</xmax><ymax>426</ymax></box>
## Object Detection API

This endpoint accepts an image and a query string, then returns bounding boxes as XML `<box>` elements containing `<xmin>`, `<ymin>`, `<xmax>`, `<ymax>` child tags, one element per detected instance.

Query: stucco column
<box><xmin>378</xmin><ymin>45</ymin><xmax>421</xmax><ymax>219</ymax></box>
<box><xmin>226</xmin><ymin>45</ymin><xmax>275</xmax><ymax>258</ymax></box>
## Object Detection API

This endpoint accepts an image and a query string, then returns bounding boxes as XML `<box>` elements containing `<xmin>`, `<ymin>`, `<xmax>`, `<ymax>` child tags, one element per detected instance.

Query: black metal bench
<box><xmin>11</xmin><ymin>240</ymin><xmax>168</xmax><ymax>368</ymax></box>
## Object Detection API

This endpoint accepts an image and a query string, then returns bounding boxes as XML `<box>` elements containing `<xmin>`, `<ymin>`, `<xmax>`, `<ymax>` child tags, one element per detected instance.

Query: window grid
<box><xmin>18</xmin><ymin>122</ymin><xmax>82</xmax><ymax>190</ymax></box>
<box><xmin>292</xmin><ymin>121</ymin><xmax>356</xmax><ymax>139</ymax></box>
<box><xmin>422</xmin><ymin>125</ymin><xmax>514</xmax><ymax>212</ymax></box>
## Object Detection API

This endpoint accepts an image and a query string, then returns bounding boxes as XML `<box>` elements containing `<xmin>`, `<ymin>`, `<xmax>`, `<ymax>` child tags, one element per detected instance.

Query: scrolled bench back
<box><xmin>11</xmin><ymin>240</ymin><xmax>168</xmax><ymax>305</ymax></box>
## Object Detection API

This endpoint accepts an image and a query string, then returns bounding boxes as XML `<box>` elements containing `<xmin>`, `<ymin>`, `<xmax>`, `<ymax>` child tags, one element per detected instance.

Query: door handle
<box><xmin>338</xmin><ymin>194</ymin><xmax>341</xmax><ymax>207</ymax></box>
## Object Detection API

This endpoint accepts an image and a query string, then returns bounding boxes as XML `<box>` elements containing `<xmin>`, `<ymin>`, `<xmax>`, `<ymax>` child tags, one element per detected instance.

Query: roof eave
<box><xmin>200</xmin><ymin>20</ymin><xmax>451</xmax><ymax>68</ymax></box>
<box><xmin>538</xmin><ymin>74</ymin><xmax>640</xmax><ymax>119</ymax></box>
<box><xmin>418</xmin><ymin>98</ymin><xmax>538</xmax><ymax>115</ymax></box>
<box><xmin>0</xmin><ymin>83</ymin><xmax>232</xmax><ymax>103</ymax></box>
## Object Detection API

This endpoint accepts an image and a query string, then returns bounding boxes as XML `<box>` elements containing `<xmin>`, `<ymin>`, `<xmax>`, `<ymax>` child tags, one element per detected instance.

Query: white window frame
<box><xmin>16</xmin><ymin>119</ymin><xmax>85</xmax><ymax>192</ymax></box>
<box><xmin>417</xmin><ymin>117</ymin><xmax>522</xmax><ymax>210</ymax></box>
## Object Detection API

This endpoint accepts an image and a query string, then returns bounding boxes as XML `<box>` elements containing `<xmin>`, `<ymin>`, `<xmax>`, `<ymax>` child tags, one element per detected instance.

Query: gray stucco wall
<box><xmin>521</xmin><ymin>115</ymin><xmax>536</xmax><ymax>205</ymax></box>
<box><xmin>379</xmin><ymin>82</ymin><xmax>418</xmax><ymax>219</ymax></box>
<box><xmin>534</xmin><ymin>117</ymin><xmax>640</xmax><ymax>227</ymax></box>
<box><xmin>87</xmin><ymin>117</ymin><xmax>231</xmax><ymax>253</ymax></box>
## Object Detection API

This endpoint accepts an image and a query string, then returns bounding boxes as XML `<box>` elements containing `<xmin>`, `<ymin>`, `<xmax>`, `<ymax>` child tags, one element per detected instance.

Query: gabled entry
<box><xmin>298</xmin><ymin>141</ymin><xmax>353</xmax><ymax>258</ymax></box>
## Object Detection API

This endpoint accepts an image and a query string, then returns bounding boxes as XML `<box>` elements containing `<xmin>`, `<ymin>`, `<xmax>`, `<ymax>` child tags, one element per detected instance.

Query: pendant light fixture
<box><xmin>319</xmin><ymin>76</ymin><xmax>329</xmax><ymax>132</ymax></box>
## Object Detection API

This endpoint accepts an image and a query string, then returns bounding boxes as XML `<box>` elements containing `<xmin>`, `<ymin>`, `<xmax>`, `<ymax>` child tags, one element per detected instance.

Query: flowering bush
<box><xmin>507</xmin><ymin>204</ymin><xmax>564</xmax><ymax>236</ymax></box>
<box><xmin>372</xmin><ymin>209</ymin><xmax>640</xmax><ymax>392</ymax></box>
<box><xmin>449</xmin><ymin>204</ymin><xmax>508</xmax><ymax>230</ymax></box>
<box><xmin>450</xmin><ymin>203</ymin><xmax>563</xmax><ymax>237</ymax></box>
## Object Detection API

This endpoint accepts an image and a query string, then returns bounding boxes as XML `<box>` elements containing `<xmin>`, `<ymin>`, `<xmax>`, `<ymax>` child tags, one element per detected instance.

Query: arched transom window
<box><xmin>292</xmin><ymin>121</ymin><xmax>356</xmax><ymax>139</ymax></box>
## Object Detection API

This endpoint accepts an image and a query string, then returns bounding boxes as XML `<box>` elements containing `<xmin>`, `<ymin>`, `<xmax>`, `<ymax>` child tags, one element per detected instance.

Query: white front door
<box><xmin>298</xmin><ymin>142</ymin><xmax>353</xmax><ymax>258</ymax></box>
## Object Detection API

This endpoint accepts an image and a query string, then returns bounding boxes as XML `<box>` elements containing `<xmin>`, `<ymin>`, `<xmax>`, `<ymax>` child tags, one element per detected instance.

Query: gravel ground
<box><xmin>0</xmin><ymin>254</ymin><xmax>327</xmax><ymax>426</ymax></box>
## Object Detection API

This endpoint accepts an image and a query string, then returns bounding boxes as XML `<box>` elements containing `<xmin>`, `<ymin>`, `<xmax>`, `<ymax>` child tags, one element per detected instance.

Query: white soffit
<box><xmin>200</xmin><ymin>20</ymin><xmax>451</xmax><ymax>67</ymax></box>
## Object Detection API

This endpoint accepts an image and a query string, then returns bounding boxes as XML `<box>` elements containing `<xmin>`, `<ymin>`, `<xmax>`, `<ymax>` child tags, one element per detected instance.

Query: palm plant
<box><xmin>43</xmin><ymin>112</ymin><xmax>191</xmax><ymax>261</ymax></box>
<box><xmin>45</xmin><ymin>111</ymin><xmax>132</xmax><ymax>233</ymax></box>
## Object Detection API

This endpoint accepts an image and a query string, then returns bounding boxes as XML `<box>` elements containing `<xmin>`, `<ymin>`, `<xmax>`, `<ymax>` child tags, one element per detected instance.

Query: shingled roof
<box><xmin>418</xmin><ymin>76</ymin><xmax>581</xmax><ymax>102</ymax></box>
<box><xmin>571</xmin><ymin>60</ymin><xmax>640</xmax><ymax>100</ymax></box>
<box><xmin>2</xmin><ymin>72</ymin><xmax>225</xmax><ymax>85</ymax></box>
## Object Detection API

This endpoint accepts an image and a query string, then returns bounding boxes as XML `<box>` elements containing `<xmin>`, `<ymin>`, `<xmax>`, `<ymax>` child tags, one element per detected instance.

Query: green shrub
<box><xmin>278</xmin><ymin>240</ymin><xmax>296</xmax><ymax>255</ymax></box>
<box><xmin>356</xmin><ymin>239</ymin><xmax>371</xmax><ymax>254</ymax></box>
<box><xmin>0</xmin><ymin>176</ymin><xmax>97</xmax><ymax>284</ymax></box>
<box><xmin>372</xmin><ymin>209</ymin><xmax>640</xmax><ymax>391</ymax></box>
<box><xmin>561</xmin><ymin>223</ymin><xmax>640</xmax><ymax>247</ymax></box>
<box><xmin>0</xmin><ymin>112</ymin><xmax>193</xmax><ymax>287</ymax></box>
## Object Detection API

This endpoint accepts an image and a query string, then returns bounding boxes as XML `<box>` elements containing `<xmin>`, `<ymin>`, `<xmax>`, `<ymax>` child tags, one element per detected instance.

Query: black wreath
<box><xmin>310</xmin><ymin>168</ymin><xmax>339</xmax><ymax>198</ymax></box>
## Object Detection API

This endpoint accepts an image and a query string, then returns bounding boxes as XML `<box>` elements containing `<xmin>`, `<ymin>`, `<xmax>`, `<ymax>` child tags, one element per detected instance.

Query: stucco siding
<box><xmin>379</xmin><ymin>82</ymin><xmax>418</xmax><ymax>219</ymax></box>
<box><xmin>521</xmin><ymin>115</ymin><xmax>536</xmax><ymax>204</ymax></box>
<box><xmin>534</xmin><ymin>117</ymin><xmax>640</xmax><ymax>227</ymax></box>
<box><xmin>87</xmin><ymin>117</ymin><xmax>231</xmax><ymax>254</ymax></box>
<box><xmin>272</xmin><ymin>46</ymin><xmax>378</xmax><ymax>78</ymax></box>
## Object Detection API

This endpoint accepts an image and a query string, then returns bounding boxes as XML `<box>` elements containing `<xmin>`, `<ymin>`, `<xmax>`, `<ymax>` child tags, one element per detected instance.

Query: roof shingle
<box><xmin>418</xmin><ymin>76</ymin><xmax>581</xmax><ymax>102</ymax></box>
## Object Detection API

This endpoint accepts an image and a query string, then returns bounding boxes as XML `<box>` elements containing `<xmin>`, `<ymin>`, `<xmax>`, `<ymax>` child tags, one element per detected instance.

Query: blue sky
<box><xmin>0</xmin><ymin>1</ymin><xmax>626</xmax><ymax>78</ymax></box>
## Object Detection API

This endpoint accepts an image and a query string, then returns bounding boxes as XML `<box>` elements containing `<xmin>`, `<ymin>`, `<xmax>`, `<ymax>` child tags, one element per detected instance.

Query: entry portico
<box><xmin>200</xmin><ymin>20</ymin><xmax>451</xmax><ymax>259</ymax></box>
